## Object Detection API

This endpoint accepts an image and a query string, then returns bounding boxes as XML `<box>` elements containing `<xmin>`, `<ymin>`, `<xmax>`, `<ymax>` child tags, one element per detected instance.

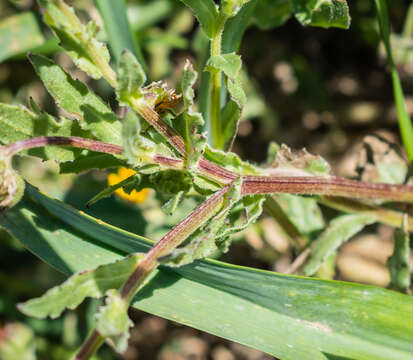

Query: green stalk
<box><xmin>403</xmin><ymin>3</ymin><xmax>413</xmax><ymax>39</ymax></box>
<box><xmin>375</xmin><ymin>0</ymin><xmax>413</xmax><ymax>160</ymax></box>
<box><xmin>209</xmin><ymin>12</ymin><xmax>229</xmax><ymax>149</ymax></box>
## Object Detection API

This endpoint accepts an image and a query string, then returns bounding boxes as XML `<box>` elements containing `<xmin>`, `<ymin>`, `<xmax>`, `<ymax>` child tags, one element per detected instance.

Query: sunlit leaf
<box><xmin>18</xmin><ymin>253</ymin><xmax>144</xmax><ymax>319</ymax></box>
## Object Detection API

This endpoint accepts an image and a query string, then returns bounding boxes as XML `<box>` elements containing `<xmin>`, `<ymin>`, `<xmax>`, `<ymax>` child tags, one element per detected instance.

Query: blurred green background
<box><xmin>0</xmin><ymin>0</ymin><xmax>412</xmax><ymax>359</ymax></box>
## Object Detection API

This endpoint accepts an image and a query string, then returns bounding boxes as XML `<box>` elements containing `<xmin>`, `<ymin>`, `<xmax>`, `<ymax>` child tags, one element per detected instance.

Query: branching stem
<box><xmin>1</xmin><ymin>136</ymin><xmax>123</xmax><ymax>158</ymax></box>
<box><xmin>72</xmin><ymin>184</ymin><xmax>232</xmax><ymax>359</ymax></box>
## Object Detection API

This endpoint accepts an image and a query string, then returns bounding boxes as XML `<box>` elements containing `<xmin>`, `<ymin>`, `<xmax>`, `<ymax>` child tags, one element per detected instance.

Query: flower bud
<box><xmin>0</xmin><ymin>155</ymin><xmax>25</xmax><ymax>209</ymax></box>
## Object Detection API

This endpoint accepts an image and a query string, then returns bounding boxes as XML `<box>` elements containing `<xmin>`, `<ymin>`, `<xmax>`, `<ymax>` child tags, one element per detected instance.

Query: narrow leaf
<box><xmin>179</xmin><ymin>0</ymin><xmax>218</xmax><ymax>38</ymax></box>
<box><xmin>29</xmin><ymin>53</ymin><xmax>122</xmax><ymax>145</ymax></box>
<box><xmin>95</xmin><ymin>0</ymin><xmax>146</xmax><ymax>67</ymax></box>
<box><xmin>304</xmin><ymin>214</ymin><xmax>376</xmax><ymax>276</ymax></box>
<box><xmin>4</xmin><ymin>187</ymin><xmax>413</xmax><ymax>360</ymax></box>
<box><xmin>18</xmin><ymin>253</ymin><xmax>144</xmax><ymax>319</ymax></box>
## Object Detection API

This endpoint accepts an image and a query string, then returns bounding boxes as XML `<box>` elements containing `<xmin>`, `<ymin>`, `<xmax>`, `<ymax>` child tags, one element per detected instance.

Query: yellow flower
<box><xmin>107</xmin><ymin>167</ymin><xmax>149</xmax><ymax>203</ymax></box>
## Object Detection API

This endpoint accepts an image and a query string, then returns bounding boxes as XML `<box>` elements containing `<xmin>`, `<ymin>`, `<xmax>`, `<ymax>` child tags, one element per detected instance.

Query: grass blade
<box><xmin>94</xmin><ymin>0</ymin><xmax>146</xmax><ymax>69</ymax></box>
<box><xmin>2</xmin><ymin>185</ymin><xmax>413</xmax><ymax>359</ymax></box>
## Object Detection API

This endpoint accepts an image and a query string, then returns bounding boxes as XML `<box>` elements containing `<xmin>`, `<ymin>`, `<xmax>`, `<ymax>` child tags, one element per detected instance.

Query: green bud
<box><xmin>0</xmin><ymin>154</ymin><xmax>25</xmax><ymax>209</ymax></box>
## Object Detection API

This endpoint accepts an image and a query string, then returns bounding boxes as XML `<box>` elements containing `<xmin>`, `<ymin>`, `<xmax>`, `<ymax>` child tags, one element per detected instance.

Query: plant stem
<box><xmin>72</xmin><ymin>184</ymin><xmax>232</xmax><ymax>359</ymax></box>
<box><xmin>72</xmin><ymin>331</ymin><xmax>104</xmax><ymax>360</ymax></box>
<box><xmin>375</xmin><ymin>0</ymin><xmax>413</xmax><ymax>160</ymax></box>
<box><xmin>1</xmin><ymin>136</ymin><xmax>123</xmax><ymax>158</ymax></box>
<box><xmin>209</xmin><ymin>12</ymin><xmax>229</xmax><ymax>150</ymax></box>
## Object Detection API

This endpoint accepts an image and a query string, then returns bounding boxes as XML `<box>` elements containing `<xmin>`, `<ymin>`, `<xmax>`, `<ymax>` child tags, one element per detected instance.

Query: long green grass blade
<box><xmin>2</xmin><ymin>185</ymin><xmax>413</xmax><ymax>359</ymax></box>
<box><xmin>95</xmin><ymin>0</ymin><xmax>146</xmax><ymax>68</ymax></box>
<box><xmin>375</xmin><ymin>0</ymin><xmax>413</xmax><ymax>161</ymax></box>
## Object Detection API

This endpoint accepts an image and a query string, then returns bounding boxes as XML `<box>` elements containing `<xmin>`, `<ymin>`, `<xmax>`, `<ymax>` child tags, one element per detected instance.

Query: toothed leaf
<box><xmin>18</xmin><ymin>253</ymin><xmax>144</xmax><ymax>319</ymax></box>
<box><xmin>39</xmin><ymin>0</ymin><xmax>112</xmax><ymax>80</ymax></box>
<box><xmin>29</xmin><ymin>54</ymin><xmax>122</xmax><ymax>145</ymax></box>
<box><xmin>304</xmin><ymin>214</ymin><xmax>376</xmax><ymax>276</ymax></box>
<box><xmin>95</xmin><ymin>289</ymin><xmax>133</xmax><ymax>353</ymax></box>
<box><xmin>0</xmin><ymin>103</ymin><xmax>87</xmax><ymax>162</ymax></box>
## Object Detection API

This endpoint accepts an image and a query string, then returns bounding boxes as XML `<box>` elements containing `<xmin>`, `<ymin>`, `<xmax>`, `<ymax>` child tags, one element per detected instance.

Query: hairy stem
<box><xmin>1</xmin><ymin>136</ymin><xmax>123</xmax><ymax>158</ymax></box>
<box><xmin>72</xmin><ymin>184</ymin><xmax>232</xmax><ymax>359</ymax></box>
<box><xmin>209</xmin><ymin>12</ymin><xmax>229</xmax><ymax>150</ymax></box>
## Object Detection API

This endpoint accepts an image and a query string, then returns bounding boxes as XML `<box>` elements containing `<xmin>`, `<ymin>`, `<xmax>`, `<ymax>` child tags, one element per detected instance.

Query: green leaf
<box><xmin>0</xmin><ymin>103</ymin><xmax>86</xmax><ymax>162</ymax></box>
<box><xmin>375</xmin><ymin>0</ymin><xmax>413</xmax><ymax>161</ymax></box>
<box><xmin>0</xmin><ymin>12</ymin><xmax>46</xmax><ymax>63</ymax></box>
<box><xmin>206</xmin><ymin>53</ymin><xmax>242</xmax><ymax>79</ymax></box>
<box><xmin>222</xmin><ymin>1</ymin><xmax>257</xmax><ymax>53</ymax></box>
<box><xmin>18</xmin><ymin>253</ymin><xmax>143</xmax><ymax>319</ymax></box>
<box><xmin>162</xmin><ymin>191</ymin><xmax>185</xmax><ymax>215</ymax></box>
<box><xmin>117</xmin><ymin>50</ymin><xmax>147</xmax><ymax>101</ymax></box>
<box><xmin>122</xmin><ymin>110</ymin><xmax>176</xmax><ymax>169</ymax></box>
<box><xmin>39</xmin><ymin>0</ymin><xmax>112</xmax><ymax>80</ymax></box>
<box><xmin>273</xmin><ymin>194</ymin><xmax>325</xmax><ymax>235</ymax></box>
<box><xmin>202</xmin><ymin>145</ymin><xmax>258</xmax><ymax>175</ymax></box>
<box><xmin>95</xmin><ymin>0</ymin><xmax>146</xmax><ymax>68</ymax></box>
<box><xmin>4</xmin><ymin>186</ymin><xmax>413</xmax><ymax>359</ymax></box>
<box><xmin>179</xmin><ymin>0</ymin><xmax>218</xmax><ymax>38</ymax></box>
<box><xmin>86</xmin><ymin>173</ymin><xmax>139</xmax><ymax>207</ymax></box>
<box><xmin>29</xmin><ymin>53</ymin><xmax>122</xmax><ymax>145</ymax></box>
<box><xmin>221</xmin><ymin>0</ymin><xmax>252</xmax><ymax>18</ymax></box>
<box><xmin>95</xmin><ymin>289</ymin><xmax>133</xmax><ymax>353</ymax></box>
<box><xmin>162</xmin><ymin>177</ymin><xmax>243</xmax><ymax>267</ymax></box>
<box><xmin>304</xmin><ymin>214</ymin><xmax>376</xmax><ymax>276</ymax></box>
<box><xmin>252</xmin><ymin>0</ymin><xmax>293</xmax><ymax>30</ymax></box>
<box><xmin>174</xmin><ymin>60</ymin><xmax>206</xmax><ymax>168</ymax></box>
<box><xmin>59</xmin><ymin>153</ymin><xmax>124</xmax><ymax>174</ymax></box>
<box><xmin>206</xmin><ymin>53</ymin><xmax>246</xmax><ymax>149</ymax></box>
<box><xmin>294</xmin><ymin>0</ymin><xmax>351</xmax><ymax>29</ymax></box>
<box><xmin>387</xmin><ymin>218</ymin><xmax>411</xmax><ymax>293</ymax></box>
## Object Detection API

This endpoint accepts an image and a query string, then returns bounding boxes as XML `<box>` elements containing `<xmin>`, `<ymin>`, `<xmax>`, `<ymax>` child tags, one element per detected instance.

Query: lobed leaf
<box><xmin>39</xmin><ymin>0</ymin><xmax>112</xmax><ymax>80</ymax></box>
<box><xmin>95</xmin><ymin>289</ymin><xmax>133</xmax><ymax>353</ymax></box>
<box><xmin>304</xmin><ymin>214</ymin><xmax>376</xmax><ymax>276</ymax></box>
<box><xmin>3</xmin><ymin>186</ymin><xmax>413</xmax><ymax>359</ymax></box>
<box><xmin>29</xmin><ymin>53</ymin><xmax>122</xmax><ymax>145</ymax></box>
<box><xmin>0</xmin><ymin>102</ymin><xmax>86</xmax><ymax>162</ymax></box>
<box><xmin>18</xmin><ymin>253</ymin><xmax>144</xmax><ymax>319</ymax></box>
